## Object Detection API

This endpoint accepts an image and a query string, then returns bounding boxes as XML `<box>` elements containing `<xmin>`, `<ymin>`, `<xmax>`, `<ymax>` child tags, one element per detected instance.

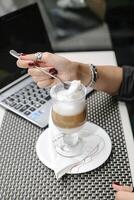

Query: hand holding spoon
<box><xmin>9</xmin><ymin>50</ymin><xmax>69</xmax><ymax>89</ymax></box>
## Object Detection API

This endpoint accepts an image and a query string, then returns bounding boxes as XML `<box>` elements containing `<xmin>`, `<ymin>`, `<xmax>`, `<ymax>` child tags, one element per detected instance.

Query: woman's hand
<box><xmin>17</xmin><ymin>52</ymin><xmax>90</xmax><ymax>88</ymax></box>
<box><xmin>112</xmin><ymin>182</ymin><xmax>134</xmax><ymax>200</ymax></box>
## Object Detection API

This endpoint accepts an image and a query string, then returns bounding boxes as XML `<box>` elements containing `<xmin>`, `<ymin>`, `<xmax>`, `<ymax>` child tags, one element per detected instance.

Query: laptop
<box><xmin>0</xmin><ymin>3</ymin><xmax>53</xmax><ymax>128</ymax></box>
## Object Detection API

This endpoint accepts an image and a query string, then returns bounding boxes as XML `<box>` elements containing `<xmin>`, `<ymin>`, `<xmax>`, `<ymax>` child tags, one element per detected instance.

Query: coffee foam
<box><xmin>53</xmin><ymin>80</ymin><xmax>85</xmax><ymax>116</ymax></box>
<box><xmin>53</xmin><ymin>101</ymin><xmax>85</xmax><ymax>116</ymax></box>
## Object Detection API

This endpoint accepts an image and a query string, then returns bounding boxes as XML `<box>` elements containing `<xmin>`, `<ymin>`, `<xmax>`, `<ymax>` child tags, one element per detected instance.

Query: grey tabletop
<box><xmin>0</xmin><ymin>91</ymin><xmax>133</xmax><ymax>200</ymax></box>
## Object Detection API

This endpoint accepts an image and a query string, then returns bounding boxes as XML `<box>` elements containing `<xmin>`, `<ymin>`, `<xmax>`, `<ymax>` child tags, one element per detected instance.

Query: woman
<box><xmin>17</xmin><ymin>52</ymin><xmax>134</xmax><ymax>200</ymax></box>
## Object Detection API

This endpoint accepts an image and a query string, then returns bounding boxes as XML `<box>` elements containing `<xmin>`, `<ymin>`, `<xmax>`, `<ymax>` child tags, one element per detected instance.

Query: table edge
<box><xmin>119</xmin><ymin>101</ymin><xmax>134</xmax><ymax>185</ymax></box>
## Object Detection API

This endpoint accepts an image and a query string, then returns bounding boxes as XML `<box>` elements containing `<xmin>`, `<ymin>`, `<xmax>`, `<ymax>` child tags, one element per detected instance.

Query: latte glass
<box><xmin>50</xmin><ymin>82</ymin><xmax>87</xmax><ymax>157</ymax></box>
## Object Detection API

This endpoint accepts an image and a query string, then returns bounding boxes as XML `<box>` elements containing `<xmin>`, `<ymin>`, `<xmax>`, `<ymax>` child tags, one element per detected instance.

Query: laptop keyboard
<box><xmin>2</xmin><ymin>82</ymin><xmax>51</xmax><ymax>116</ymax></box>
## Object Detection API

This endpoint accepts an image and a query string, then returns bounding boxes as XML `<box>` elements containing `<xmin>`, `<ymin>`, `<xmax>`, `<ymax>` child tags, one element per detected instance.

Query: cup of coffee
<box><xmin>50</xmin><ymin>80</ymin><xmax>87</xmax><ymax>157</ymax></box>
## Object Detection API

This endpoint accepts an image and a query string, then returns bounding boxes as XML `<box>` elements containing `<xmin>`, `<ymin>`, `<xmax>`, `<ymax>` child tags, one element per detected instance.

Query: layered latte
<box><xmin>51</xmin><ymin>80</ymin><xmax>87</xmax><ymax>131</ymax></box>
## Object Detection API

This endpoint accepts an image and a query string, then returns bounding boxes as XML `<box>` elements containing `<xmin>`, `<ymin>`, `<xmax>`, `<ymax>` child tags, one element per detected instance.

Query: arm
<box><xmin>17</xmin><ymin>52</ymin><xmax>134</xmax><ymax>100</ymax></box>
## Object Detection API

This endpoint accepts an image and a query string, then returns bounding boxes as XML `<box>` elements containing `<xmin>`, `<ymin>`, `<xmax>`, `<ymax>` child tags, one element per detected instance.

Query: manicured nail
<box><xmin>113</xmin><ymin>182</ymin><xmax>121</xmax><ymax>186</ymax></box>
<box><xmin>34</xmin><ymin>61</ymin><xmax>42</xmax><ymax>66</ymax></box>
<box><xmin>35</xmin><ymin>61</ymin><xmax>44</xmax><ymax>64</ymax></box>
<box><xmin>49</xmin><ymin>68</ymin><xmax>58</xmax><ymax>75</ymax></box>
<box><xmin>28</xmin><ymin>62</ymin><xmax>35</xmax><ymax>67</ymax></box>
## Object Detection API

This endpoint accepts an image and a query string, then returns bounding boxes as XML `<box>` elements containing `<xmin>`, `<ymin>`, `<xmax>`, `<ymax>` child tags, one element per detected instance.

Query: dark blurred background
<box><xmin>0</xmin><ymin>0</ymin><xmax>134</xmax><ymax>65</ymax></box>
<box><xmin>1</xmin><ymin>0</ymin><xmax>134</xmax><ymax>66</ymax></box>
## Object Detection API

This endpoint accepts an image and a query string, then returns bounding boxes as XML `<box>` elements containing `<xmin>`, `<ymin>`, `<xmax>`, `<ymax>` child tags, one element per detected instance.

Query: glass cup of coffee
<box><xmin>50</xmin><ymin>81</ymin><xmax>87</xmax><ymax>157</ymax></box>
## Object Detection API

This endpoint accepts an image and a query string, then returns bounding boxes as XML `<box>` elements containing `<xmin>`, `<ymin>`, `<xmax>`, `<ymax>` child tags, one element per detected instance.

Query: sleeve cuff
<box><xmin>118</xmin><ymin>66</ymin><xmax>134</xmax><ymax>101</ymax></box>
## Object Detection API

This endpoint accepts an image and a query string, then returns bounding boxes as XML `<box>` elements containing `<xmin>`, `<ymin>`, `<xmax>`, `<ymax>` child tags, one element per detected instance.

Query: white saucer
<box><xmin>36</xmin><ymin>122</ymin><xmax>112</xmax><ymax>174</ymax></box>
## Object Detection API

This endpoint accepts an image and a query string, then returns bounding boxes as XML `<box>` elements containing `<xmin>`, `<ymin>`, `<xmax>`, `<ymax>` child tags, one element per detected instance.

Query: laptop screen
<box><xmin>0</xmin><ymin>3</ymin><xmax>53</xmax><ymax>89</ymax></box>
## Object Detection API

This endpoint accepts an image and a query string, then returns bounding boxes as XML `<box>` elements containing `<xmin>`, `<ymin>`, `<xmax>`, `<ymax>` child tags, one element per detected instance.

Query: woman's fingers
<box><xmin>28</xmin><ymin>67</ymin><xmax>62</xmax><ymax>88</ymax></box>
<box><xmin>32</xmin><ymin>76</ymin><xmax>49</xmax><ymax>83</ymax></box>
<box><xmin>20</xmin><ymin>53</ymin><xmax>41</xmax><ymax>61</ymax></box>
<box><xmin>17</xmin><ymin>59</ymin><xmax>35</xmax><ymax>68</ymax></box>
<box><xmin>20</xmin><ymin>52</ymin><xmax>69</xmax><ymax>68</ymax></box>
<box><xmin>37</xmin><ymin>79</ymin><xmax>54</xmax><ymax>88</ymax></box>
<box><xmin>28</xmin><ymin>68</ymin><xmax>50</xmax><ymax>77</ymax></box>
<box><xmin>112</xmin><ymin>183</ymin><xmax>133</xmax><ymax>192</ymax></box>
<box><xmin>113</xmin><ymin>183</ymin><xmax>134</xmax><ymax>200</ymax></box>
<box><xmin>115</xmin><ymin>191</ymin><xmax>134</xmax><ymax>200</ymax></box>
<box><xmin>17</xmin><ymin>58</ymin><xmax>52</xmax><ymax>69</ymax></box>
<box><xmin>20</xmin><ymin>52</ymin><xmax>51</xmax><ymax>62</ymax></box>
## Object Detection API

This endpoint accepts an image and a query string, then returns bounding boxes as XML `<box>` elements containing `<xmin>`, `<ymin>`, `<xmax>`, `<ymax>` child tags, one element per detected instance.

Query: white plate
<box><xmin>36</xmin><ymin>122</ymin><xmax>112</xmax><ymax>174</ymax></box>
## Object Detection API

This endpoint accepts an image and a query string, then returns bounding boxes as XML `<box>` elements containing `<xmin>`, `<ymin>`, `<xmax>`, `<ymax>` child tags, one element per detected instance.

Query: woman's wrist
<box><xmin>77</xmin><ymin>62</ymin><xmax>92</xmax><ymax>86</ymax></box>
<box><xmin>74</xmin><ymin>62</ymin><xmax>123</xmax><ymax>95</ymax></box>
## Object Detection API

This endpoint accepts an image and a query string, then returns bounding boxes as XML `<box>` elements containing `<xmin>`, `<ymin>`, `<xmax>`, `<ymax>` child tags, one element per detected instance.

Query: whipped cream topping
<box><xmin>56</xmin><ymin>80</ymin><xmax>82</xmax><ymax>101</ymax></box>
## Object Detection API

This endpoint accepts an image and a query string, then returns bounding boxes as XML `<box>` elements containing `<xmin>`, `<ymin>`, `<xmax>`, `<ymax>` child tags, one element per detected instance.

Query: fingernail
<box><xmin>113</xmin><ymin>182</ymin><xmax>121</xmax><ymax>186</ymax></box>
<box><xmin>34</xmin><ymin>61</ymin><xmax>40</xmax><ymax>66</ymax></box>
<box><xmin>49</xmin><ymin>68</ymin><xmax>58</xmax><ymax>75</ymax></box>
<box><xmin>28</xmin><ymin>62</ymin><xmax>35</xmax><ymax>67</ymax></box>
<box><xmin>35</xmin><ymin>61</ymin><xmax>44</xmax><ymax>64</ymax></box>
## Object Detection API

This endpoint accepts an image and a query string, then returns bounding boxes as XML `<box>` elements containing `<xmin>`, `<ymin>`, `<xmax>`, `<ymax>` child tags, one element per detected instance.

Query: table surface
<box><xmin>1</xmin><ymin>50</ymin><xmax>134</xmax><ymax>185</ymax></box>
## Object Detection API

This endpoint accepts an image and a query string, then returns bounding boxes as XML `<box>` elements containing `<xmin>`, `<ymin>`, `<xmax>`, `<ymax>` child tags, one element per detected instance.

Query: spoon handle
<box><xmin>34</xmin><ymin>66</ymin><xmax>60</xmax><ymax>82</ymax></box>
<box><xmin>9</xmin><ymin>49</ymin><xmax>21</xmax><ymax>59</ymax></box>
